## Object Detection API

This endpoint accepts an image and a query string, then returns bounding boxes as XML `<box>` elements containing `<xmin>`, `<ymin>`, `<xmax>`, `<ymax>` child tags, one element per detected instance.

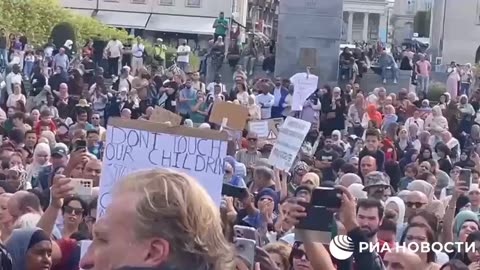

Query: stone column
<box><xmin>379</xmin><ymin>13</ymin><xmax>387</xmax><ymax>42</ymax></box>
<box><xmin>362</xmin><ymin>12</ymin><xmax>369</xmax><ymax>42</ymax></box>
<box><xmin>347</xmin><ymin>11</ymin><xmax>353</xmax><ymax>43</ymax></box>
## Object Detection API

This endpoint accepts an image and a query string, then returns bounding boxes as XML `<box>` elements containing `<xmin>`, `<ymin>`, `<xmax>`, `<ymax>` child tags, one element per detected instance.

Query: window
<box><xmin>477</xmin><ymin>0</ymin><xmax>480</xmax><ymax>24</ymax></box>
<box><xmin>131</xmin><ymin>0</ymin><xmax>146</xmax><ymax>3</ymax></box>
<box><xmin>185</xmin><ymin>0</ymin><xmax>201</xmax><ymax>8</ymax></box>
<box><xmin>159</xmin><ymin>0</ymin><xmax>174</xmax><ymax>5</ymax></box>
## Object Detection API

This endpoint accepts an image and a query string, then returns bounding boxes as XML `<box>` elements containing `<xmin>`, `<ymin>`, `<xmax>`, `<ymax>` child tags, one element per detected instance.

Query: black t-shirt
<box><xmin>315</xmin><ymin>149</ymin><xmax>340</xmax><ymax>181</ymax></box>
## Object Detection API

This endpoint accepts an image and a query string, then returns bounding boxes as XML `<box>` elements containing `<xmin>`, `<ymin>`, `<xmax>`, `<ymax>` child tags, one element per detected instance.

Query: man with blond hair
<box><xmin>77</xmin><ymin>169</ymin><xmax>234</xmax><ymax>269</ymax></box>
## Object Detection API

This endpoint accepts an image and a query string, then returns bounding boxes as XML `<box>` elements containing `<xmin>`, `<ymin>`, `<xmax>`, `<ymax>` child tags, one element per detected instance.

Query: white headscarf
<box><xmin>385</xmin><ymin>196</ymin><xmax>406</xmax><ymax>225</ymax></box>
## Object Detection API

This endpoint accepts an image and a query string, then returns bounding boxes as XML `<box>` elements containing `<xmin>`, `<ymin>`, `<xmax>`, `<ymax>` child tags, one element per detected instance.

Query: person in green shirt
<box><xmin>190</xmin><ymin>91</ymin><xmax>210</xmax><ymax>124</ymax></box>
<box><xmin>154</xmin><ymin>38</ymin><xmax>167</xmax><ymax>68</ymax></box>
<box><xmin>213</xmin><ymin>12</ymin><xmax>229</xmax><ymax>42</ymax></box>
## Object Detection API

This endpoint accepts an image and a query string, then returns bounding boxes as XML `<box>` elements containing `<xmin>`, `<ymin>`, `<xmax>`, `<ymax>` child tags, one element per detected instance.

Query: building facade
<box><xmin>61</xmin><ymin>0</ymin><xmax>243</xmax><ymax>40</ymax></box>
<box><xmin>429</xmin><ymin>0</ymin><xmax>480</xmax><ymax>65</ymax></box>
<box><xmin>391</xmin><ymin>0</ymin><xmax>433</xmax><ymax>44</ymax></box>
<box><xmin>245</xmin><ymin>0</ymin><xmax>279</xmax><ymax>39</ymax></box>
<box><xmin>342</xmin><ymin>0</ymin><xmax>389</xmax><ymax>43</ymax></box>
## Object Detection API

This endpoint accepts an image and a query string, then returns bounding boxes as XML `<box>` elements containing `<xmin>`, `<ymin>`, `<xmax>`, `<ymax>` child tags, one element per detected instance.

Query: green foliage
<box><xmin>427</xmin><ymin>82</ymin><xmax>447</xmax><ymax>102</ymax></box>
<box><xmin>413</xmin><ymin>10</ymin><xmax>431</xmax><ymax>38</ymax></box>
<box><xmin>0</xmin><ymin>0</ymin><xmax>199</xmax><ymax>70</ymax></box>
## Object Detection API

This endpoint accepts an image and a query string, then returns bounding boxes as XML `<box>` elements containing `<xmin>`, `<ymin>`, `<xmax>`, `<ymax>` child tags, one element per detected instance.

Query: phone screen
<box><xmin>74</xmin><ymin>140</ymin><xmax>87</xmax><ymax>151</ymax></box>
<box><xmin>310</xmin><ymin>187</ymin><xmax>342</xmax><ymax>208</ymax></box>
<box><xmin>459</xmin><ymin>169</ymin><xmax>472</xmax><ymax>190</ymax></box>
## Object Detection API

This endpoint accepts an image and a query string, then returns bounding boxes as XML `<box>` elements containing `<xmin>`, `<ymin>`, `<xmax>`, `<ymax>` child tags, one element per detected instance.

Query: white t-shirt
<box><xmin>177</xmin><ymin>45</ymin><xmax>191</xmax><ymax>63</ymax></box>
<box><xmin>132</xmin><ymin>43</ymin><xmax>145</xmax><ymax>58</ymax></box>
<box><xmin>106</xmin><ymin>40</ymin><xmax>123</xmax><ymax>58</ymax></box>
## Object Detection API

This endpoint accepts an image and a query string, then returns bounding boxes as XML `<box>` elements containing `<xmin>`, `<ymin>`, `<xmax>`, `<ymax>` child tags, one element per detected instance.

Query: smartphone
<box><xmin>70</xmin><ymin>178</ymin><xmax>93</xmax><ymax>196</ymax></box>
<box><xmin>74</xmin><ymin>140</ymin><xmax>87</xmax><ymax>151</ymax></box>
<box><xmin>295</xmin><ymin>202</ymin><xmax>334</xmax><ymax>244</ymax></box>
<box><xmin>222</xmin><ymin>183</ymin><xmax>248</xmax><ymax>199</ymax></box>
<box><xmin>459</xmin><ymin>169</ymin><xmax>472</xmax><ymax>190</ymax></box>
<box><xmin>233</xmin><ymin>225</ymin><xmax>258</xmax><ymax>244</ymax></box>
<box><xmin>234</xmin><ymin>238</ymin><xmax>256</xmax><ymax>269</ymax></box>
<box><xmin>310</xmin><ymin>187</ymin><xmax>342</xmax><ymax>209</ymax></box>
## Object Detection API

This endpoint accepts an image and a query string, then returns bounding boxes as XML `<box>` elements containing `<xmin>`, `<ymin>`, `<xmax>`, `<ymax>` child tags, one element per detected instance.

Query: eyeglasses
<box><xmin>291</xmin><ymin>248</ymin><xmax>309</xmax><ymax>260</ymax></box>
<box><xmin>64</xmin><ymin>205</ymin><xmax>84</xmax><ymax>216</ymax></box>
<box><xmin>406</xmin><ymin>202</ymin><xmax>426</xmax><ymax>209</ymax></box>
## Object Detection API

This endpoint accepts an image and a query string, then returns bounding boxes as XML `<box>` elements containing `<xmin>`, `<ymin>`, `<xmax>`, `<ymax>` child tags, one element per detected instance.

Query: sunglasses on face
<box><xmin>64</xmin><ymin>205</ymin><xmax>84</xmax><ymax>216</ymax></box>
<box><xmin>406</xmin><ymin>202</ymin><xmax>426</xmax><ymax>208</ymax></box>
<box><xmin>291</xmin><ymin>248</ymin><xmax>308</xmax><ymax>260</ymax></box>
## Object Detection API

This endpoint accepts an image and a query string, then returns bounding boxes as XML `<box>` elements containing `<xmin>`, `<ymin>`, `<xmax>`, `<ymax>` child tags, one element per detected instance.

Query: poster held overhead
<box><xmin>210</xmin><ymin>101</ymin><xmax>249</xmax><ymax>130</ymax></box>
<box><xmin>268</xmin><ymin>117</ymin><xmax>311</xmax><ymax>171</ymax></box>
<box><xmin>150</xmin><ymin>106</ymin><xmax>182</xmax><ymax>126</ymax></box>
<box><xmin>97</xmin><ymin>118</ymin><xmax>228</xmax><ymax>219</ymax></box>
<box><xmin>290</xmin><ymin>72</ymin><xmax>319</xmax><ymax>111</ymax></box>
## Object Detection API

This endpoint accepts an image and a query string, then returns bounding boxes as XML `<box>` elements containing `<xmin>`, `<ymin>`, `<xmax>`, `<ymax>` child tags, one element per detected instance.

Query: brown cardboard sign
<box><xmin>150</xmin><ymin>106</ymin><xmax>182</xmax><ymax>126</ymax></box>
<box><xmin>209</xmin><ymin>101</ymin><xmax>249</xmax><ymax>131</ymax></box>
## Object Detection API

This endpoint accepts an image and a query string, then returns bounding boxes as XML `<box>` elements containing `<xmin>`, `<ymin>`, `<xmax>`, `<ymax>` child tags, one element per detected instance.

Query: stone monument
<box><xmin>275</xmin><ymin>0</ymin><xmax>344</xmax><ymax>84</ymax></box>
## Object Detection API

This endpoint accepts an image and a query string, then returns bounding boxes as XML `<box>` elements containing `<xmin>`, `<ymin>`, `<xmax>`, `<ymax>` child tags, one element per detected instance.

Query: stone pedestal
<box><xmin>274</xmin><ymin>0</ymin><xmax>344</xmax><ymax>84</ymax></box>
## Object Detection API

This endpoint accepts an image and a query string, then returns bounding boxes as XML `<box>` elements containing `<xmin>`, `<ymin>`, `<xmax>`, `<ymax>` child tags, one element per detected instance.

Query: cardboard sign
<box><xmin>248</xmin><ymin>118</ymin><xmax>284</xmax><ymax>140</ymax></box>
<box><xmin>209</xmin><ymin>101</ymin><xmax>249</xmax><ymax>131</ymax></box>
<box><xmin>150</xmin><ymin>106</ymin><xmax>182</xmax><ymax>126</ymax></box>
<box><xmin>268</xmin><ymin>117</ymin><xmax>311</xmax><ymax>170</ymax></box>
<box><xmin>97</xmin><ymin>118</ymin><xmax>228</xmax><ymax>218</ymax></box>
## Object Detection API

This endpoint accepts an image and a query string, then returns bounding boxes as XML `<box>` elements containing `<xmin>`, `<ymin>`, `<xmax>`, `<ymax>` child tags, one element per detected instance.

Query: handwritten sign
<box><xmin>248</xmin><ymin>118</ymin><xmax>283</xmax><ymax>140</ymax></box>
<box><xmin>268</xmin><ymin>117</ymin><xmax>311</xmax><ymax>170</ymax></box>
<box><xmin>210</xmin><ymin>101</ymin><xmax>249</xmax><ymax>130</ymax></box>
<box><xmin>150</xmin><ymin>106</ymin><xmax>182</xmax><ymax>126</ymax></box>
<box><xmin>97</xmin><ymin>118</ymin><xmax>228</xmax><ymax>218</ymax></box>
<box><xmin>290</xmin><ymin>72</ymin><xmax>319</xmax><ymax>111</ymax></box>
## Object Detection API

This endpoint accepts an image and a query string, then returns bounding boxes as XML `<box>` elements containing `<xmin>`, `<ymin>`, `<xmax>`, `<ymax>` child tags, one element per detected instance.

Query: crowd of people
<box><xmin>1</xmin><ymin>22</ymin><xmax>480</xmax><ymax>270</ymax></box>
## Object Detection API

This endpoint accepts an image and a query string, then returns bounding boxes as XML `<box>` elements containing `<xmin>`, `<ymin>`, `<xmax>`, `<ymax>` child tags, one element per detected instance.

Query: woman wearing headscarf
<box><xmin>320</xmin><ymin>86</ymin><xmax>346</xmax><ymax>136</ymax></box>
<box><xmin>5</xmin><ymin>228</ymin><xmax>52</xmax><ymax>270</ymax></box>
<box><xmin>382</xmin><ymin>104</ymin><xmax>398</xmax><ymax>133</ymax></box>
<box><xmin>425</xmin><ymin>105</ymin><xmax>448</xmax><ymax>140</ymax></box>
<box><xmin>454</xmin><ymin>149</ymin><xmax>476</xmax><ymax>169</ymax></box>
<box><xmin>407</xmin><ymin>180</ymin><xmax>436</xmax><ymax>201</ymax></box>
<box><xmin>395</xmin><ymin>126</ymin><xmax>413</xmax><ymax>161</ymax></box>
<box><xmin>25</xmin><ymin>143</ymin><xmax>51</xmax><ymax>189</ymax></box>
<box><xmin>347</xmin><ymin>92</ymin><xmax>366</xmax><ymax>136</ymax></box>
<box><xmin>438</xmin><ymin>93</ymin><xmax>450</xmax><ymax>111</ymax></box>
<box><xmin>458</xmin><ymin>94</ymin><xmax>476</xmax><ymax>135</ymax></box>
<box><xmin>395</xmin><ymin>89</ymin><xmax>411</xmax><ymax>122</ymax></box>
<box><xmin>446</xmin><ymin>63</ymin><xmax>460</xmax><ymax>101</ymax></box>
<box><xmin>347</xmin><ymin>183</ymin><xmax>367</xmax><ymax>199</ymax></box>
<box><xmin>399</xmin><ymin>148</ymin><xmax>418</xmax><ymax>173</ymax></box>
<box><xmin>466</xmin><ymin>124</ymin><xmax>480</xmax><ymax>149</ymax></box>
<box><xmin>361</xmin><ymin>104</ymin><xmax>382</xmax><ymax>130</ymax></box>
<box><xmin>442</xmin><ymin>131</ymin><xmax>461</xmax><ymax>163</ymax></box>
<box><xmin>453</xmin><ymin>211</ymin><xmax>479</xmax><ymax>242</ymax></box>
<box><xmin>385</xmin><ymin>196</ymin><xmax>406</xmax><ymax>225</ymax></box>
<box><xmin>331</xmin><ymin>130</ymin><xmax>347</xmax><ymax>154</ymax></box>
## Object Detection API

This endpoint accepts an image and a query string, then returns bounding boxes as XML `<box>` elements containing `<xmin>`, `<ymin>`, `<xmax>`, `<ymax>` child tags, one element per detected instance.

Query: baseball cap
<box><xmin>52</xmin><ymin>146</ymin><xmax>68</xmax><ymax>158</ymax></box>
<box><xmin>363</xmin><ymin>171</ymin><xmax>390</xmax><ymax>191</ymax></box>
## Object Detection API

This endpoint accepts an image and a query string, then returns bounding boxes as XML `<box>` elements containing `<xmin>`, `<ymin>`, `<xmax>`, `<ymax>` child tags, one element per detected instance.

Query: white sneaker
<box><xmin>383</xmin><ymin>79</ymin><xmax>387</xmax><ymax>84</ymax></box>
<box><xmin>394</xmin><ymin>79</ymin><xmax>398</xmax><ymax>84</ymax></box>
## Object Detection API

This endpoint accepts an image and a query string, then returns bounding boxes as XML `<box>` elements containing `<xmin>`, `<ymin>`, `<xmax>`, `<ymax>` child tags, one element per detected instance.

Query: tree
<box><xmin>413</xmin><ymin>10</ymin><xmax>431</xmax><ymax>38</ymax></box>
<box><xmin>0</xmin><ymin>0</ymin><xmax>129</xmax><ymax>47</ymax></box>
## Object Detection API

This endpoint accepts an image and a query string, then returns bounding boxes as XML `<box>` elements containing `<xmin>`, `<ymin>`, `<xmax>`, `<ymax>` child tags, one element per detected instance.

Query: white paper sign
<box><xmin>268</xmin><ymin>117</ymin><xmax>311</xmax><ymax>170</ymax></box>
<box><xmin>97</xmin><ymin>123</ymin><xmax>228</xmax><ymax>218</ymax></box>
<box><xmin>248</xmin><ymin>120</ymin><xmax>269</xmax><ymax>138</ymax></box>
<box><xmin>290</xmin><ymin>72</ymin><xmax>319</xmax><ymax>111</ymax></box>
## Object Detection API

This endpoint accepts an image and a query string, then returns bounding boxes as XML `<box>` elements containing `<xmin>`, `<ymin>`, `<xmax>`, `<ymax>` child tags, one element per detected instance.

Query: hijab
<box><xmin>26</xmin><ymin>143</ymin><xmax>51</xmax><ymax>185</ymax></box>
<box><xmin>407</xmin><ymin>180</ymin><xmax>435</xmax><ymax>201</ymax></box>
<box><xmin>385</xmin><ymin>196</ymin><xmax>406</xmax><ymax>225</ymax></box>
<box><xmin>347</xmin><ymin>183</ymin><xmax>367</xmax><ymax>199</ymax></box>
<box><xmin>354</xmin><ymin>93</ymin><xmax>366</xmax><ymax>117</ymax></box>
<box><xmin>5</xmin><ymin>228</ymin><xmax>51</xmax><ymax>270</ymax></box>
<box><xmin>367</xmin><ymin>104</ymin><xmax>382</xmax><ymax>127</ymax></box>
<box><xmin>453</xmin><ymin>210</ymin><xmax>479</xmax><ymax>241</ymax></box>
